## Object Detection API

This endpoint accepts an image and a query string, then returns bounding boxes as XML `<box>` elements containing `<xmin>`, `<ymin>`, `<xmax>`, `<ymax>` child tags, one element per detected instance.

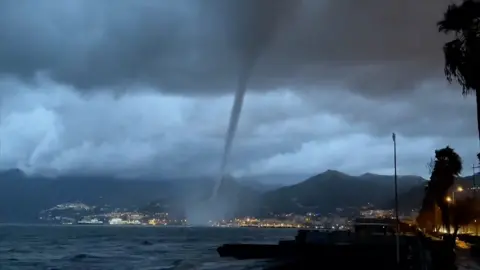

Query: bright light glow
<box><xmin>446</xmin><ymin>196</ymin><xmax>452</xmax><ymax>202</ymax></box>
<box><xmin>457</xmin><ymin>186</ymin><xmax>464</xmax><ymax>192</ymax></box>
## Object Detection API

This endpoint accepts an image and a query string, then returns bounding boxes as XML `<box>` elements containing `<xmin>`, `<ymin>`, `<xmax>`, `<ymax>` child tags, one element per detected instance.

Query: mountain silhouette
<box><xmin>0</xmin><ymin>169</ymin><xmax>177</xmax><ymax>222</ymax></box>
<box><xmin>259</xmin><ymin>170</ymin><xmax>426</xmax><ymax>215</ymax></box>
<box><xmin>0</xmin><ymin>168</ymin><xmax>428</xmax><ymax>221</ymax></box>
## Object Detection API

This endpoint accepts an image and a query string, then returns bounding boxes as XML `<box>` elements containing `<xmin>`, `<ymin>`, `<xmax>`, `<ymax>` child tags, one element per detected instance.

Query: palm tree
<box><xmin>438</xmin><ymin>0</ymin><xmax>480</xmax><ymax>146</ymax></box>
<box><xmin>429</xmin><ymin>146</ymin><xmax>463</xmax><ymax>234</ymax></box>
<box><xmin>419</xmin><ymin>147</ymin><xmax>463</xmax><ymax>230</ymax></box>
<box><xmin>417</xmin><ymin>147</ymin><xmax>463</xmax><ymax>269</ymax></box>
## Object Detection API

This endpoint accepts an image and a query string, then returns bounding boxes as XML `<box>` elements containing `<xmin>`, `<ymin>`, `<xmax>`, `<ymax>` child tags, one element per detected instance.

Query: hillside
<box><xmin>0</xmin><ymin>170</ymin><xmax>177</xmax><ymax>222</ymax></box>
<box><xmin>260</xmin><ymin>170</ymin><xmax>426</xmax><ymax>215</ymax></box>
<box><xmin>0</xmin><ymin>169</ymin><xmax>261</xmax><ymax>222</ymax></box>
<box><xmin>0</xmin><ymin>168</ymin><xmax>433</xmax><ymax>222</ymax></box>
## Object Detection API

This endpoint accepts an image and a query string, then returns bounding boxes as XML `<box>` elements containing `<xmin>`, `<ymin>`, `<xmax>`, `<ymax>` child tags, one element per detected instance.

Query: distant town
<box><xmin>38</xmin><ymin>202</ymin><xmax>419</xmax><ymax>229</ymax></box>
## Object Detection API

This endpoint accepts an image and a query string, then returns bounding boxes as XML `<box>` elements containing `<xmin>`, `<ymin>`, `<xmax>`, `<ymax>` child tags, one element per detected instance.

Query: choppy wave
<box><xmin>0</xmin><ymin>225</ymin><xmax>297</xmax><ymax>269</ymax></box>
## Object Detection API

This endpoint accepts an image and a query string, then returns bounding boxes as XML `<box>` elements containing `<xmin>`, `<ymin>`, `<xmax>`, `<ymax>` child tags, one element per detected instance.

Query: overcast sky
<box><xmin>0</xmin><ymin>0</ymin><xmax>476</xmax><ymax>181</ymax></box>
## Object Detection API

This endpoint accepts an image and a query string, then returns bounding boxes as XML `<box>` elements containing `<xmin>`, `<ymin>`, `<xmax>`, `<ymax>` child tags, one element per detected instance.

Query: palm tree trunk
<box><xmin>439</xmin><ymin>202</ymin><xmax>451</xmax><ymax>234</ymax></box>
<box><xmin>443</xmin><ymin>210</ymin><xmax>451</xmax><ymax>234</ymax></box>
<box><xmin>435</xmin><ymin>205</ymin><xmax>441</xmax><ymax>231</ymax></box>
<box><xmin>453</xmin><ymin>226</ymin><xmax>459</xmax><ymax>242</ymax></box>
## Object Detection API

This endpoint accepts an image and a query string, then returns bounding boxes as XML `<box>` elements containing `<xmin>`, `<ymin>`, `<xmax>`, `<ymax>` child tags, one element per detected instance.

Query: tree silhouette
<box><xmin>417</xmin><ymin>158</ymin><xmax>442</xmax><ymax>232</ymax></box>
<box><xmin>418</xmin><ymin>147</ymin><xmax>462</xmax><ymax>234</ymax></box>
<box><xmin>431</xmin><ymin>146</ymin><xmax>463</xmax><ymax>233</ymax></box>
<box><xmin>418</xmin><ymin>158</ymin><xmax>438</xmax><ymax>232</ymax></box>
<box><xmin>417</xmin><ymin>147</ymin><xmax>464</xmax><ymax>269</ymax></box>
<box><xmin>426</xmin><ymin>157</ymin><xmax>435</xmax><ymax>175</ymax></box>
<box><xmin>438</xmin><ymin>0</ymin><xmax>480</xmax><ymax>145</ymax></box>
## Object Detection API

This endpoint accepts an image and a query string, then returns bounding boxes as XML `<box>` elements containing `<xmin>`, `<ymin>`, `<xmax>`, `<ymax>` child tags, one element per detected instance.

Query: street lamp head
<box><xmin>457</xmin><ymin>186</ymin><xmax>464</xmax><ymax>192</ymax></box>
<box><xmin>445</xmin><ymin>196</ymin><xmax>452</xmax><ymax>203</ymax></box>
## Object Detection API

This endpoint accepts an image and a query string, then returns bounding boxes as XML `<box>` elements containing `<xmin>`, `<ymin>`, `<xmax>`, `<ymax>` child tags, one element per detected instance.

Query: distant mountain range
<box><xmin>0</xmin><ymin>169</ymin><xmax>177</xmax><ymax>222</ymax></box>
<box><xmin>259</xmin><ymin>170</ymin><xmax>425</xmax><ymax>215</ymax></box>
<box><xmin>0</xmin><ymin>168</ymin><xmax>434</xmax><ymax>222</ymax></box>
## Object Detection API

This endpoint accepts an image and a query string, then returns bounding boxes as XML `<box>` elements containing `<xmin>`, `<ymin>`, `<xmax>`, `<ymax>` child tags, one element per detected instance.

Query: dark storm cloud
<box><xmin>0</xmin><ymin>0</ymin><xmax>476</xmax><ymax>180</ymax></box>
<box><xmin>0</xmin><ymin>0</ymin><xmax>457</xmax><ymax>96</ymax></box>
<box><xmin>0</xmin><ymin>78</ymin><xmax>476</xmax><ymax>179</ymax></box>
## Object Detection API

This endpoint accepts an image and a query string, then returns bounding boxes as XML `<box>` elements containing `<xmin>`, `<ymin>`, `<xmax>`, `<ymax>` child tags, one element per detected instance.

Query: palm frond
<box><xmin>438</xmin><ymin>0</ymin><xmax>480</xmax><ymax>95</ymax></box>
<box><xmin>438</xmin><ymin>0</ymin><xmax>480</xmax><ymax>33</ymax></box>
<box><xmin>434</xmin><ymin>146</ymin><xmax>463</xmax><ymax>176</ymax></box>
<box><xmin>443</xmin><ymin>37</ymin><xmax>478</xmax><ymax>95</ymax></box>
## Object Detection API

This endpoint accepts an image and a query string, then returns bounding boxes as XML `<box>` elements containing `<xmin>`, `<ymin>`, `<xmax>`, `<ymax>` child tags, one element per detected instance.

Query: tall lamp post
<box><xmin>392</xmin><ymin>133</ymin><xmax>400</xmax><ymax>265</ymax></box>
<box><xmin>452</xmin><ymin>186</ymin><xmax>463</xmax><ymax>203</ymax></box>
<box><xmin>446</xmin><ymin>186</ymin><xmax>464</xmax><ymax>204</ymax></box>
<box><xmin>473</xmin><ymin>164</ymin><xmax>479</xmax><ymax>235</ymax></box>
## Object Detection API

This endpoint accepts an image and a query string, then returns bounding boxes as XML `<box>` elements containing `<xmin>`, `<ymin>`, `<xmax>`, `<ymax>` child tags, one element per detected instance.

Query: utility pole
<box><xmin>393</xmin><ymin>133</ymin><xmax>400</xmax><ymax>265</ymax></box>
<box><xmin>474</xmin><ymin>164</ymin><xmax>479</xmax><ymax>235</ymax></box>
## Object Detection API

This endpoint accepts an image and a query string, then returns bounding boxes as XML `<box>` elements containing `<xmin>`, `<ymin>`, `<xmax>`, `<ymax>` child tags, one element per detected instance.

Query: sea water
<box><xmin>0</xmin><ymin>224</ymin><xmax>296</xmax><ymax>269</ymax></box>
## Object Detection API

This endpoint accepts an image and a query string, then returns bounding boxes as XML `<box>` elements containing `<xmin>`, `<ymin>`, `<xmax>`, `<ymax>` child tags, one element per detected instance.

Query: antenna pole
<box><xmin>393</xmin><ymin>133</ymin><xmax>400</xmax><ymax>265</ymax></box>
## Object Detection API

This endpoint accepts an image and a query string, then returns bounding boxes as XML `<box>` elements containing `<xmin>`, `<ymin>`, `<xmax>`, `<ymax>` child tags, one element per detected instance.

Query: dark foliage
<box><xmin>438</xmin><ymin>0</ymin><xmax>480</xmax><ymax>142</ymax></box>
<box><xmin>418</xmin><ymin>146</ymin><xmax>463</xmax><ymax>233</ymax></box>
<box><xmin>417</xmin><ymin>146</ymin><xmax>465</xmax><ymax>270</ymax></box>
